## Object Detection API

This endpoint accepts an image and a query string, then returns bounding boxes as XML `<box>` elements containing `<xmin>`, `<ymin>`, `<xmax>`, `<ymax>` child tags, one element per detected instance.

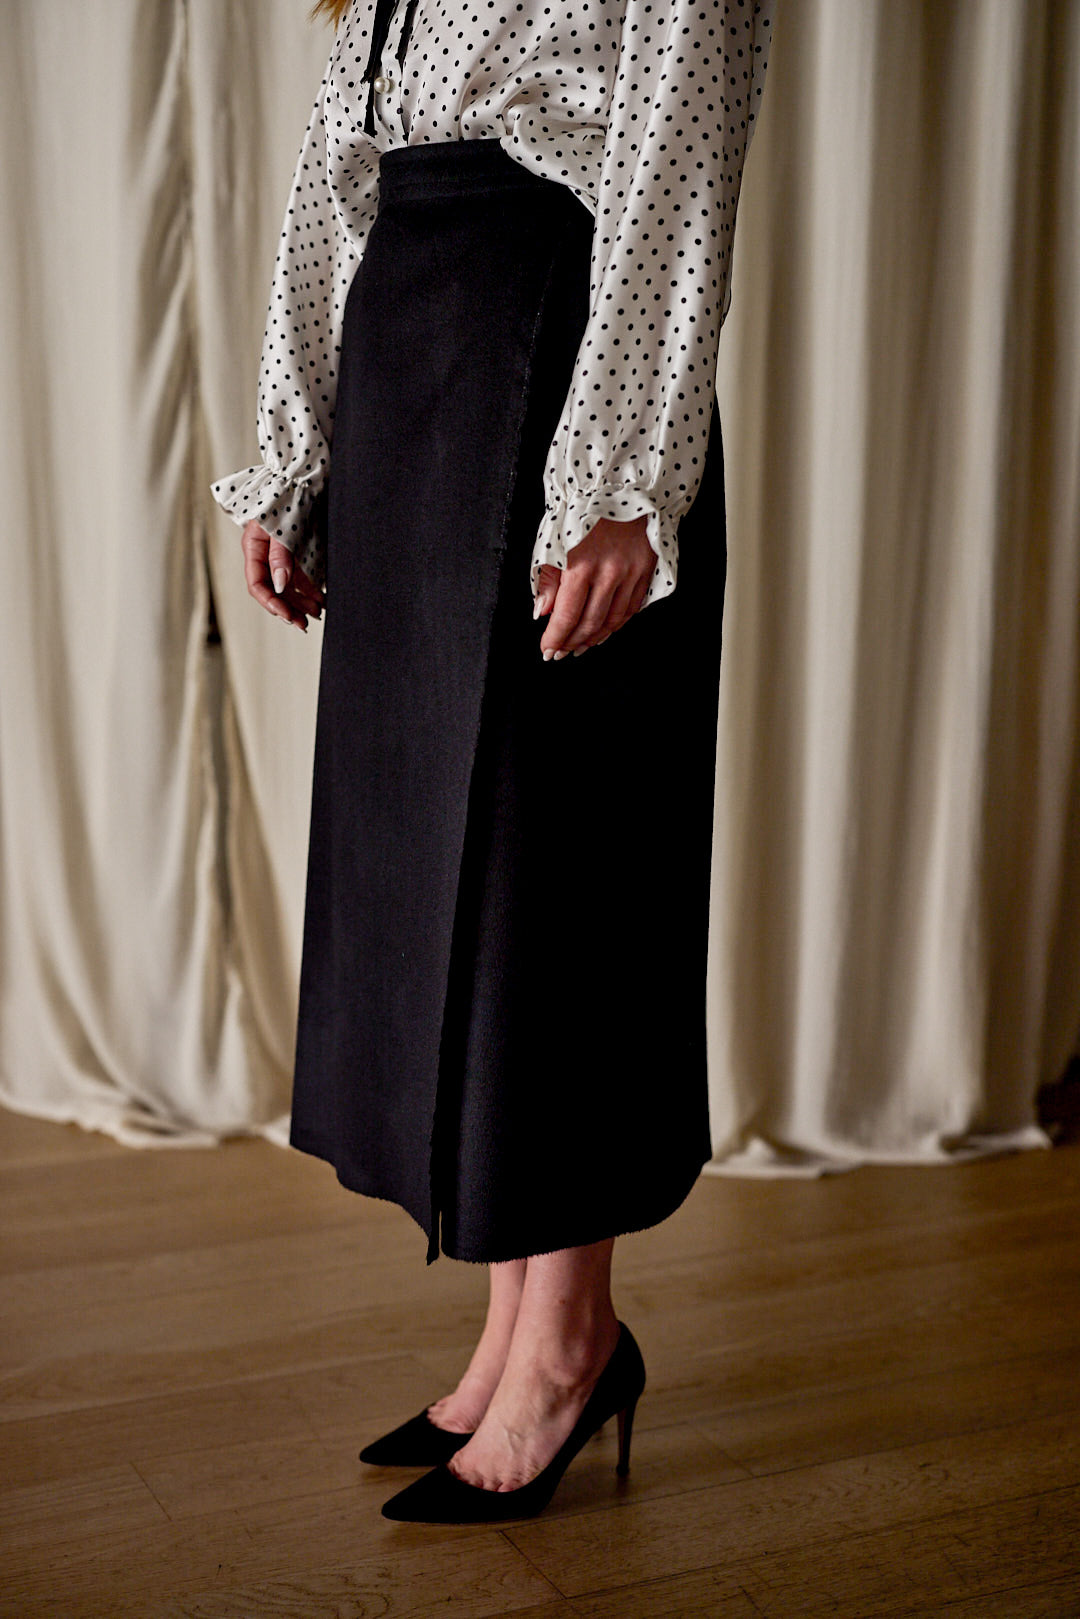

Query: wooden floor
<box><xmin>2</xmin><ymin>1108</ymin><xmax>1080</xmax><ymax>1619</ymax></box>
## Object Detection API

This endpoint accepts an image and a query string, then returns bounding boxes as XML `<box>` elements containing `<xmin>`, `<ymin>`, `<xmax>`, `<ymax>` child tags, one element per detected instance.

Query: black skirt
<box><xmin>290</xmin><ymin>139</ymin><xmax>727</xmax><ymax>1264</ymax></box>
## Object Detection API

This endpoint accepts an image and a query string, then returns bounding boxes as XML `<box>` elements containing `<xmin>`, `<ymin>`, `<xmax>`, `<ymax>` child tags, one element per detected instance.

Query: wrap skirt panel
<box><xmin>290</xmin><ymin>139</ymin><xmax>727</xmax><ymax>1263</ymax></box>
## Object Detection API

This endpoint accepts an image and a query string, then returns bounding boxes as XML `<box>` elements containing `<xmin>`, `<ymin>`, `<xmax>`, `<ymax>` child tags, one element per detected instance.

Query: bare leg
<box><xmin>447</xmin><ymin>1237</ymin><xmax>620</xmax><ymax>1491</ymax></box>
<box><xmin>426</xmin><ymin>1257</ymin><xmax>526</xmax><ymax>1433</ymax></box>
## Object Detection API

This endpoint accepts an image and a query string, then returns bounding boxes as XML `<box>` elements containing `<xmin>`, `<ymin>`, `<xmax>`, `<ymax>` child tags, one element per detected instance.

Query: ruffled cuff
<box><xmin>209</xmin><ymin>463</ymin><xmax>327</xmax><ymax>591</ymax></box>
<box><xmin>531</xmin><ymin>486</ymin><xmax>679</xmax><ymax>610</ymax></box>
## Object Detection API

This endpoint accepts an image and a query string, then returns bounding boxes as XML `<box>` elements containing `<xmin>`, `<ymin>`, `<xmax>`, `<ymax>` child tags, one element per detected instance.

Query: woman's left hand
<box><xmin>536</xmin><ymin>515</ymin><xmax>656</xmax><ymax>659</ymax></box>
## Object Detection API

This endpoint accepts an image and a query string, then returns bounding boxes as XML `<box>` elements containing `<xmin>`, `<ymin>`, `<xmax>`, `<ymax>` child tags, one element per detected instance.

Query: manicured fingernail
<box><xmin>532</xmin><ymin>597</ymin><xmax>543</xmax><ymax>620</ymax></box>
<box><xmin>272</xmin><ymin>567</ymin><xmax>287</xmax><ymax>594</ymax></box>
<box><xmin>553</xmin><ymin>650</ymin><xmax>567</xmax><ymax>662</ymax></box>
<box><xmin>542</xmin><ymin>648</ymin><xmax>554</xmax><ymax>662</ymax></box>
<box><xmin>573</xmin><ymin>647</ymin><xmax>587</xmax><ymax>657</ymax></box>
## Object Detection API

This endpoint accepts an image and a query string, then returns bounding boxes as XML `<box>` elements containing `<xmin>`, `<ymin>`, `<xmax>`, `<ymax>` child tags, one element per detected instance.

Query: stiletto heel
<box><xmin>381</xmin><ymin>1322</ymin><xmax>646</xmax><ymax>1523</ymax></box>
<box><xmin>615</xmin><ymin>1394</ymin><xmax>638</xmax><ymax>1476</ymax></box>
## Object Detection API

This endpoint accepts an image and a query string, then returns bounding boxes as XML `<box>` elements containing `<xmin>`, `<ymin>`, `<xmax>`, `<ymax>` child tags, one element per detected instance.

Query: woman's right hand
<box><xmin>241</xmin><ymin>519</ymin><xmax>325</xmax><ymax>632</ymax></box>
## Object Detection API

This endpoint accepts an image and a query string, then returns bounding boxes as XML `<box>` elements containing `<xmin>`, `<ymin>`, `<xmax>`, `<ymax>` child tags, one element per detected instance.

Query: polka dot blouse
<box><xmin>211</xmin><ymin>0</ymin><xmax>773</xmax><ymax>605</ymax></box>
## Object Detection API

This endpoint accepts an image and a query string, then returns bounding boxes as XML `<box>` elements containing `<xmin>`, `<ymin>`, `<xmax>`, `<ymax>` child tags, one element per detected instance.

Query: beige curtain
<box><xmin>0</xmin><ymin>0</ymin><xmax>329</xmax><ymax>1143</ymax></box>
<box><xmin>1</xmin><ymin>1</ymin><xmax>1077</xmax><ymax>1172</ymax></box>
<box><xmin>708</xmin><ymin>0</ymin><xmax>1080</xmax><ymax>1170</ymax></box>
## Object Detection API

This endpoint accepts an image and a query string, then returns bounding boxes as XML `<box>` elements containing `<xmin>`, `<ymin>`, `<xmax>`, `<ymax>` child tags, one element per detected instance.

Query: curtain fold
<box><xmin>708</xmin><ymin>0</ymin><xmax>1080</xmax><ymax>1171</ymax></box>
<box><xmin>0</xmin><ymin>0</ymin><xmax>330</xmax><ymax>1141</ymax></box>
<box><xmin>186</xmin><ymin>0</ymin><xmax>336</xmax><ymax>1140</ymax></box>
<box><xmin>0</xmin><ymin>0</ymin><xmax>233</xmax><ymax>1142</ymax></box>
<box><xmin>1</xmin><ymin>0</ymin><xmax>1077</xmax><ymax>1172</ymax></box>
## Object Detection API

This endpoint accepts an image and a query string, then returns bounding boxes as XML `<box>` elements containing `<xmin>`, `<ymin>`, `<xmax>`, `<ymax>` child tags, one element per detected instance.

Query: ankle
<box><xmin>519</xmin><ymin>1313</ymin><xmax>620</xmax><ymax>1389</ymax></box>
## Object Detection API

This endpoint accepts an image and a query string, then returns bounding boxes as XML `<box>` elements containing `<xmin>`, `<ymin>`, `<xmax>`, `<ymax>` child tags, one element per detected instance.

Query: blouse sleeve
<box><xmin>209</xmin><ymin>52</ymin><xmax>379</xmax><ymax>591</ymax></box>
<box><xmin>532</xmin><ymin>0</ymin><xmax>773</xmax><ymax>609</ymax></box>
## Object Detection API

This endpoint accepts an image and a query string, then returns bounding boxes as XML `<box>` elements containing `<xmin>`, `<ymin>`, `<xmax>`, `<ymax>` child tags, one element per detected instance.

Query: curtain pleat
<box><xmin>709</xmin><ymin>0</ymin><xmax>1080</xmax><ymax>1172</ymax></box>
<box><xmin>0</xmin><ymin>1</ymin><xmax>231</xmax><ymax>1139</ymax></box>
<box><xmin>0</xmin><ymin>1</ymin><xmax>1077</xmax><ymax>1173</ymax></box>
<box><xmin>186</xmin><ymin>0</ymin><xmax>335</xmax><ymax>1140</ymax></box>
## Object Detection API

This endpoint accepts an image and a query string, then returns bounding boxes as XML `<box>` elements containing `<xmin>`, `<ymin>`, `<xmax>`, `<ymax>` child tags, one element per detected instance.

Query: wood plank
<box><xmin>626</xmin><ymin>1147</ymin><xmax>1080</xmax><ymax>1263</ymax></box>
<box><xmin>607</xmin><ymin>1299</ymin><xmax>1080</xmax><ymax>1436</ymax></box>
<box><xmin>135</xmin><ymin>1431</ymin><xmax>370</xmax><ymax>1520</ymax></box>
<box><xmin>618</xmin><ymin>1189</ymin><xmax>1080</xmax><ymax>1299</ymax></box>
<box><xmin>5</xmin><ymin>1518</ymin><xmax>555</xmax><ymax>1618</ymax></box>
<box><xmin>0</xmin><ymin>1107</ymin><xmax>130</xmax><ymax>1169</ymax></box>
<box><xmin>505</xmin><ymin>1410</ymin><xmax>1080</xmax><ymax>1595</ymax></box>
<box><xmin>8</xmin><ymin>1207</ymin><xmax>1077</xmax><ymax>1426</ymax></box>
<box><xmin>711</xmin><ymin>1484</ymin><xmax>1080</xmax><ymax>1618</ymax></box>
<box><xmin>0</xmin><ymin>1244</ymin><xmax>485</xmax><ymax>1363</ymax></box>
<box><xmin>467</xmin><ymin>1606</ymin><xmax>581</xmax><ymax>1619</ymax></box>
<box><xmin>0</xmin><ymin>1372</ymin><xmax>313</xmax><ymax>1491</ymax></box>
<box><xmin>0</xmin><ymin>1464</ymin><xmax>166</xmax><ymax>1549</ymax></box>
<box><xmin>700</xmin><ymin>1346</ymin><xmax>1080</xmax><ymax>1475</ymax></box>
<box><xmin>908</xmin><ymin>1575</ymin><xmax>1080</xmax><ymax>1618</ymax></box>
<box><xmin>617</xmin><ymin>1237</ymin><xmax>1080</xmax><ymax>1361</ymax></box>
<box><xmin>120</xmin><ymin>1537</ymin><xmax>558</xmax><ymax>1619</ymax></box>
<box><xmin>0</xmin><ymin>1424</ymin><xmax>742</xmax><ymax>1610</ymax></box>
<box><xmin>569</xmin><ymin>1485</ymin><xmax>1080</xmax><ymax>1617</ymax></box>
<box><xmin>0</xmin><ymin>1135</ymin><xmax>409</xmax><ymax>1273</ymax></box>
<box><xmin>2</xmin><ymin>1105</ymin><xmax>1079</xmax><ymax>1618</ymax></box>
<box><xmin>0</xmin><ymin>1292</ymin><xmax>491</xmax><ymax>1423</ymax></box>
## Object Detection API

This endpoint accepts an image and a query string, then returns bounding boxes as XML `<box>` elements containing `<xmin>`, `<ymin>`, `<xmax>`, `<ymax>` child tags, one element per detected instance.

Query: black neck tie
<box><xmin>362</xmin><ymin>0</ymin><xmax>420</xmax><ymax>136</ymax></box>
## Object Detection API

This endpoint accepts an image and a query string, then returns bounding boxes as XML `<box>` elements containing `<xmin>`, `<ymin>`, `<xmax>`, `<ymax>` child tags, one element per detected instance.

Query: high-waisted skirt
<box><xmin>290</xmin><ymin>138</ymin><xmax>727</xmax><ymax>1264</ymax></box>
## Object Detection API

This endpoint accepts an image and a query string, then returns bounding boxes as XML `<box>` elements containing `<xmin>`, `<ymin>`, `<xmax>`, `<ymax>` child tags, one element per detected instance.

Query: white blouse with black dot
<box><xmin>211</xmin><ymin>0</ymin><xmax>773</xmax><ymax>605</ymax></box>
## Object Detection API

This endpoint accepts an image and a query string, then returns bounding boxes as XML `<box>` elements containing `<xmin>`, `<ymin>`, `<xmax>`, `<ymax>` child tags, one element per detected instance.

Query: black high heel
<box><xmin>380</xmin><ymin>1322</ymin><xmax>646</xmax><ymax>1523</ymax></box>
<box><xmin>359</xmin><ymin>1408</ymin><xmax>474</xmax><ymax>1467</ymax></box>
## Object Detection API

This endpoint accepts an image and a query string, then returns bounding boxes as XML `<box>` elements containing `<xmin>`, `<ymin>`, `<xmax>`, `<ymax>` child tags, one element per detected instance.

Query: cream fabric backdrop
<box><xmin>709</xmin><ymin>0</ymin><xmax>1080</xmax><ymax>1170</ymax></box>
<box><xmin>0</xmin><ymin>0</ymin><xmax>331</xmax><ymax>1143</ymax></box>
<box><xmin>1</xmin><ymin>1</ymin><xmax>1077</xmax><ymax>1173</ymax></box>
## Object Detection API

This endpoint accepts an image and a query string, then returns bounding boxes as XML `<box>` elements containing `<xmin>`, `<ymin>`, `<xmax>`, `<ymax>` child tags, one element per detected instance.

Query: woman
<box><xmin>212</xmin><ymin>0</ymin><xmax>772</xmax><ymax>1523</ymax></box>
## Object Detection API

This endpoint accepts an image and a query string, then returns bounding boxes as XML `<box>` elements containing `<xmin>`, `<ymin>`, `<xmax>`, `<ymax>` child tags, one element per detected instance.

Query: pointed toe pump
<box><xmin>380</xmin><ymin>1321</ymin><xmax>646</xmax><ymax>1523</ymax></box>
<box><xmin>359</xmin><ymin>1408</ymin><xmax>474</xmax><ymax>1468</ymax></box>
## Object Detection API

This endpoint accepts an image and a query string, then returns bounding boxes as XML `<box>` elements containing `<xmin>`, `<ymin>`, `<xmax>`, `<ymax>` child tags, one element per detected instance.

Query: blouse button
<box><xmin>373</xmin><ymin>74</ymin><xmax>394</xmax><ymax>93</ymax></box>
